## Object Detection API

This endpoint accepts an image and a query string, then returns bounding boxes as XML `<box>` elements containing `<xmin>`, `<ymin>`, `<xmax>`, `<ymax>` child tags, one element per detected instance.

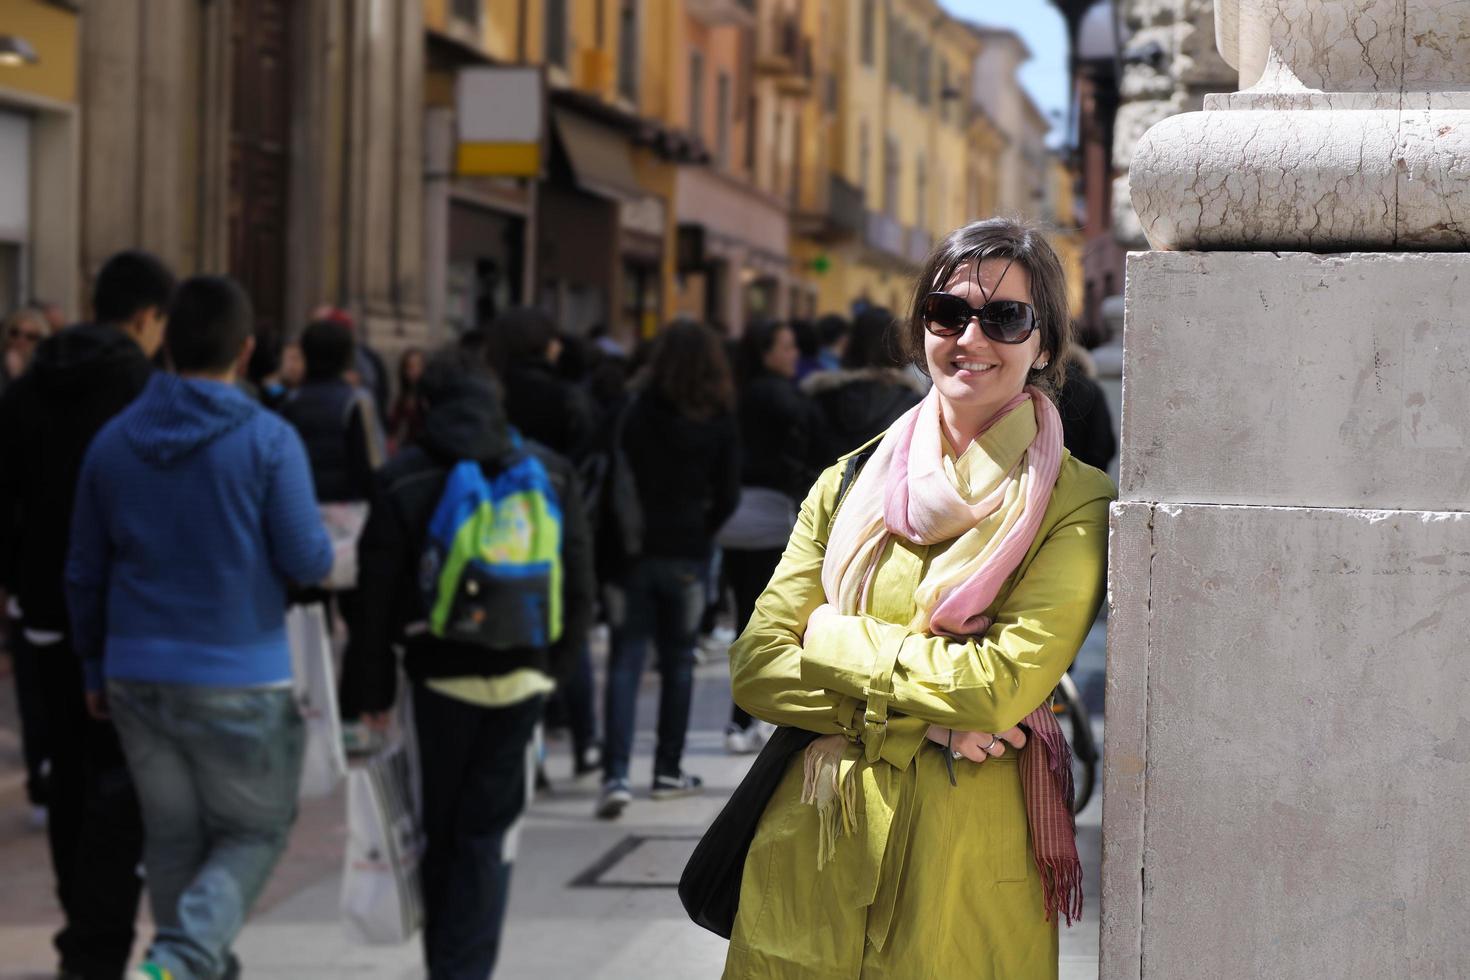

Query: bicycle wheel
<box><xmin>1052</xmin><ymin>674</ymin><xmax>1097</xmax><ymax>815</ymax></box>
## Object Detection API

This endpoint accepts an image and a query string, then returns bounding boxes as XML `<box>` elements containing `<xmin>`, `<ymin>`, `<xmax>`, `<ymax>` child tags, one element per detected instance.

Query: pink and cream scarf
<box><xmin>808</xmin><ymin>384</ymin><xmax>1082</xmax><ymax>925</ymax></box>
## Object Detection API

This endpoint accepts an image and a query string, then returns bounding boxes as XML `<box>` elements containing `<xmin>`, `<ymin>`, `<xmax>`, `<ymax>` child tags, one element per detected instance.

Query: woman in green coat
<box><xmin>725</xmin><ymin>219</ymin><xmax>1114</xmax><ymax>980</ymax></box>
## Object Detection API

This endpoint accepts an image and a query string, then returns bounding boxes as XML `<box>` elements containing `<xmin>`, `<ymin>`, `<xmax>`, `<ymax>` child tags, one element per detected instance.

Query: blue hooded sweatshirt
<box><xmin>66</xmin><ymin>372</ymin><xmax>334</xmax><ymax>692</ymax></box>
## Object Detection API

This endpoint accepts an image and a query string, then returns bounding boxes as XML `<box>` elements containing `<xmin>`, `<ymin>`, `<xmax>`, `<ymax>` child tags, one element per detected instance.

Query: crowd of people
<box><xmin>0</xmin><ymin>222</ymin><xmax>1117</xmax><ymax>979</ymax></box>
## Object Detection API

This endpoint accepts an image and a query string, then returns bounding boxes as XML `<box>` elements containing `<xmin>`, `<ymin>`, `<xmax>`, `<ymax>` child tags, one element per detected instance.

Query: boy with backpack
<box><xmin>65</xmin><ymin>276</ymin><xmax>333</xmax><ymax>979</ymax></box>
<box><xmin>339</xmin><ymin>346</ymin><xmax>594</xmax><ymax>978</ymax></box>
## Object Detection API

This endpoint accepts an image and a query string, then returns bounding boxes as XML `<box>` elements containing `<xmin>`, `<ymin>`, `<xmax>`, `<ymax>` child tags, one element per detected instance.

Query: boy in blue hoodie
<box><xmin>66</xmin><ymin>276</ymin><xmax>333</xmax><ymax>980</ymax></box>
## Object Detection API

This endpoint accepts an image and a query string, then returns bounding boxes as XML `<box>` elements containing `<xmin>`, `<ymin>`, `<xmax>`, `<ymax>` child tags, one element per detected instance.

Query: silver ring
<box><xmin>951</xmin><ymin>750</ymin><xmax>963</xmax><ymax>760</ymax></box>
<box><xmin>985</xmin><ymin>736</ymin><xmax>1000</xmax><ymax>752</ymax></box>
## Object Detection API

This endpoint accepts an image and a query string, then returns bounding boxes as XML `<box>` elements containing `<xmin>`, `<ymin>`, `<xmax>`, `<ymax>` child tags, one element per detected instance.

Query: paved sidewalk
<box><xmin>0</xmin><ymin>623</ymin><xmax>1105</xmax><ymax>979</ymax></box>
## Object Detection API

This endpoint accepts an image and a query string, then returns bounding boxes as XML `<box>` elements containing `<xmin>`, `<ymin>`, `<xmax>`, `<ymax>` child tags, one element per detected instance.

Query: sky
<box><xmin>938</xmin><ymin>0</ymin><xmax>1072</xmax><ymax>143</ymax></box>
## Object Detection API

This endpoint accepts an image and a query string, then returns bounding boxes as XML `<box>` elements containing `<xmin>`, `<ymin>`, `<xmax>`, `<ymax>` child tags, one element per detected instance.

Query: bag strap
<box><xmin>832</xmin><ymin>443</ymin><xmax>877</xmax><ymax>527</ymax></box>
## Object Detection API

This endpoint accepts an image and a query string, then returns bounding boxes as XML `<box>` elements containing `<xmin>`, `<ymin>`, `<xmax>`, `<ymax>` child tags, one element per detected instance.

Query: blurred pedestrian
<box><xmin>597</xmin><ymin>321</ymin><xmax>739</xmax><ymax>819</ymax></box>
<box><xmin>279</xmin><ymin>316</ymin><xmax>384</xmax><ymax>726</ymax></box>
<box><xmin>1</xmin><ymin>306</ymin><xmax>58</xmax><ymax>823</ymax></box>
<box><xmin>1</xmin><ymin>306</ymin><xmax>51</xmax><ymax>394</ymax></box>
<box><xmin>484</xmin><ymin>307</ymin><xmax>597</xmax><ymax>459</ymax></box>
<box><xmin>791</xmin><ymin>318</ymin><xmax>825</xmax><ymax>382</ymax></box>
<box><xmin>801</xmin><ymin>305</ymin><xmax>925</xmax><ymax>465</ymax></box>
<box><xmin>815</xmin><ymin>313</ymin><xmax>850</xmax><ymax>372</ymax></box>
<box><xmin>312</xmin><ymin>305</ymin><xmax>390</xmax><ymax>422</ymax></box>
<box><xmin>67</xmin><ymin>276</ymin><xmax>332</xmax><ymax>980</ymax></box>
<box><xmin>388</xmin><ymin>346</ymin><xmax>427</xmax><ymax>451</ymax></box>
<box><xmin>0</xmin><ymin>249</ymin><xmax>173</xmax><ymax>980</ymax></box>
<box><xmin>1056</xmin><ymin>343</ymin><xmax>1117</xmax><ymax>473</ymax></box>
<box><xmin>280</xmin><ymin>317</ymin><xmax>384</xmax><ymax>503</ymax></box>
<box><xmin>718</xmin><ymin>319</ymin><xmax>824</xmax><ymax>754</ymax></box>
<box><xmin>725</xmin><ymin>219</ymin><xmax>1113</xmax><ymax>977</ymax></box>
<box><xmin>339</xmin><ymin>346</ymin><xmax>593</xmax><ymax>978</ymax></box>
<box><xmin>260</xmin><ymin>340</ymin><xmax>305</xmax><ymax>410</ymax></box>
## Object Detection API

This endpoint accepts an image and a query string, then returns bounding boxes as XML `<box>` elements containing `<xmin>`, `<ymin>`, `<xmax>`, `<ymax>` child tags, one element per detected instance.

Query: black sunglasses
<box><xmin>921</xmin><ymin>292</ymin><xmax>1038</xmax><ymax>344</ymax></box>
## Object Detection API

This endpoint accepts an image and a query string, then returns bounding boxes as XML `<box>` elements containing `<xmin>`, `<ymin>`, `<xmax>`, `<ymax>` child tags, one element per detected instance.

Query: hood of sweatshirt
<box><xmin>420</xmin><ymin>375</ymin><xmax>516</xmax><ymax>463</ymax></box>
<box><xmin>27</xmin><ymin>321</ymin><xmax>152</xmax><ymax>397</ymax></box>
<box><xmin>122</xmin><ymin>372</ymin><xmax>257</xmax><ymax>466</ymax></box>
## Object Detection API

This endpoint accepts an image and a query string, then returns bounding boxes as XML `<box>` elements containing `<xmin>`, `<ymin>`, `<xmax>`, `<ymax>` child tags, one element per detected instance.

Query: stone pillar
<box><xmin>1105</xmin><ymin>3</ymin><xmax>1470</xmax><ymax>978</ymax></box>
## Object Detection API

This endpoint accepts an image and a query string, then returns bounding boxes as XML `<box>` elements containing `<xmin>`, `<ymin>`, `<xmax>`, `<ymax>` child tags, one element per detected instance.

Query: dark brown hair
<box><xmin>648</xmin><ymin>320</ymin><xmax>735</xmax><ymax>420</ymax></box>
<box><xmin>903</xmin><ymin>218</ymin><xmax>1073</xmax><ymax>400</ymax></box>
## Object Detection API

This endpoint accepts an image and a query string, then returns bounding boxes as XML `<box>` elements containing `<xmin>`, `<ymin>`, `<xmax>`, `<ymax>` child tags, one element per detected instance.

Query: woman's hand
<box><xmin>925</xmin><ymin>725</ymin><xmax>1027</xmax><ymax>763</ymax></box>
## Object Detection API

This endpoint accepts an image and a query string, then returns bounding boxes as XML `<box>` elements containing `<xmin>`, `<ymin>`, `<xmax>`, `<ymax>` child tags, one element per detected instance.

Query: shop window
<box><xmin>545</xmin><ymin>0</ymin><xmax>569</xmax><ymax>67</ymax></box>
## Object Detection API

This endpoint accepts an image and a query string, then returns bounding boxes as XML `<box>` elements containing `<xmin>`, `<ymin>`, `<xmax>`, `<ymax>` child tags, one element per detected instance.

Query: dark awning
<box><xmin>552</xmin><ymin>109</ymin><xmax>643</xmax><ymax>201</ymax></box>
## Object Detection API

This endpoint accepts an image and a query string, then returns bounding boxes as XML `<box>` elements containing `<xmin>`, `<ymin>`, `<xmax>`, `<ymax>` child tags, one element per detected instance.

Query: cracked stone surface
<box><xmin>1130</xmin><ymin>108</ymin><xmax>1470</xmax><ymax>250</ymax></box>
<box><xmin>1121</xmin><ymin>250</ymin><xmax>1470</xmax><ymax>508</ymax></box>
<box><xmin>1105</xmin><ymin>500</ymin><xmax>1470</xmax><ymax>980</ymax></box>
<box><xmin>1217</xmin><ymin>0</ymin><xmax>1470</xmax><ymax>93</ymax></box>
<box><xmin>1129</xmin><ymin>1</ymin><xmax>1470</xmax><ymax>250</ymax></box>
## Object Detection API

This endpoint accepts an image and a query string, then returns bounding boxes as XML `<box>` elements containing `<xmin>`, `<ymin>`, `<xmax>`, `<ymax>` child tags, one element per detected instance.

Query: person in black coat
<box><xmin>339</xmin><ymin>346</ymin><xmax>594</xmax><ymax>978</ymax></box>
<box><xmin>0</xmin><ymin>249</ymin><xmax>174</xmax><ymax>980</ymax></box>
<box><xmin>1057</xmin><ymin>343</ymin><xmax>1118</xmax><ymax>473</ymax></box>
<box><xmin>485</xmin><ymin>307</ymin><xmax>597</xmax><ymax>460</ymax></box>
<box><xmin>278</xmin><ymin>318</ymin><xmax>384</xmax><ymax>503</ymax></box>
<box><xmin>598</xmin><ymin>321</ymin><xmax>740</xmax><ymax>819</ymax></box>
<box><xmin>801</xmin><ymin>305</ymin><xmax>926</xmax><ymax>468</ymax></box>
<box><xmin>720</xmin><ymin>319</ymin><xmax>827</xmax><ymax>752</ymax></box>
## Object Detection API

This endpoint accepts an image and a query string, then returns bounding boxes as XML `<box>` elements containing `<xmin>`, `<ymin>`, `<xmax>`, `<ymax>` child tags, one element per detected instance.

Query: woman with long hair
<box><xmin>597</xmin><ymin>321</ymin><xmax>741</xmax><ymax>819</ymax></box>
<box><xmin>724</xmin><ymin>218</ymin><xmax>1114</xmax><ymax>978</ymax></box>
<box><xmin>721</xmin><ymin>319</ymin><xmax>822</xmax><ymax>754</ymax></box>
<box><xmin>387</xmin><ymin>346</ymin><xmax>426</xmax><ymax>450</ymax></box>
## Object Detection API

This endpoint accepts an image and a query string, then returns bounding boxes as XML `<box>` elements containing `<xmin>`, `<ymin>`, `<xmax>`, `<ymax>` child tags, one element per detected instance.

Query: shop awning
<box><xmin>553</xmin><ymin>109</ymin><xmax>643</xmax><ymax>201</ymax></box>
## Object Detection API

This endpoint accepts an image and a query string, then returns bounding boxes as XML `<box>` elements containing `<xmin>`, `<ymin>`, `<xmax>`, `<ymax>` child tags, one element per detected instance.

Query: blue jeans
<box><xmin>603</xmin><ymin>557</ymin><xmax>705</xmax><ymax>782</ymax></box>
<box><xmin>109</xmin><ymin>682</ymin><xmax>303</xmax><ymax>980</ymax></box>
<box><xmin>414</xmin><ymin>685</ymin><xmax>543</xmax><ymax>980</ymax></box>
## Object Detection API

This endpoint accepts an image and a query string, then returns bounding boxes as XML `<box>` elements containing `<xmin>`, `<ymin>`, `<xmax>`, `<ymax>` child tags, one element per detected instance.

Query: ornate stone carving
<box><xmin>1131</xmin><ymin>0</ymin><xmax>1470</xmax><ymax>250</ymax></box>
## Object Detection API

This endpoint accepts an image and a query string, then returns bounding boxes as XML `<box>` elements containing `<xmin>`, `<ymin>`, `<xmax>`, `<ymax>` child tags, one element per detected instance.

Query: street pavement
<box><xmin>0</xmin><ymin>619</ymin><xmax>1106</xmax><ymax>980</ymax></box>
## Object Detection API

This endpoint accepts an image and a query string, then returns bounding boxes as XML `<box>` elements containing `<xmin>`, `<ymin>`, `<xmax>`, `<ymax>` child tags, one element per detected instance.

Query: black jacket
<box><xmin>339</xmin><ymin>375</ymin><xmax>595</xmax><ymax>715</ymax></box>
<box><xmin>0</xmin><ymin>323</ymin><xmax>153</xmax><ymax>630</ymax></box>
<box><xmin>1057</xmin><ymin>371</ymin><xmax>1117</xmax><ymax>473</ymax></box>
<box><xmin>622</xmin><ymin>390</ymin><xmax>740</xmax><ymax>562</ymax></box>
<box><xmin>801</xmin><ymin>368</ymin><xmax>926</xmax><ymax>473</ymax></box>
<box><xmin>737</xmin><ymin>372</ymin><xmax>824</xmax><ymax>501</ymax></box>
<box><xmin>278</xmin><ymin>379</ymin><xmax>382</xmax><ymax>502</ymax></box>
<box><xmin>503</xmin><ymin>358</ymin><xmax>598</xmax><ymax>460</ymax></box>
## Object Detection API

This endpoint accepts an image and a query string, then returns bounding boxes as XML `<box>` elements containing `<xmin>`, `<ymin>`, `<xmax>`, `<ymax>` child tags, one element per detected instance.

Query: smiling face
<box><xmin>923</xmin><ymin>258</ymin><xmax>1042</xmax><ymax>432</ymax></box>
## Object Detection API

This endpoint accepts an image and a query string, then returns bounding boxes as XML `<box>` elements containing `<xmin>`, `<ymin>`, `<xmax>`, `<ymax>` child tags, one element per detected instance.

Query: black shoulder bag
<box><xmin>678</xmin><ymin>444</ymin><xmax>875</xmax><ymax>939</ymax></box>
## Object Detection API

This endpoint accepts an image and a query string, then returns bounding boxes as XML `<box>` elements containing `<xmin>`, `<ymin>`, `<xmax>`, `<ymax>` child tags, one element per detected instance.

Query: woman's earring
<box><xmin>1033</xmin><ymin>358</ymin><xmax>1048</xmax><ymax>370</ymax></box>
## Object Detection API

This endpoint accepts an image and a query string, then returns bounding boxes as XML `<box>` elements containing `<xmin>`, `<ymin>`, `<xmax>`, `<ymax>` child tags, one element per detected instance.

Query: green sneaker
<box><xmin>128</xmin><ymin>964</ymin><xmax>173</xmax><ymax>980</ymax></box>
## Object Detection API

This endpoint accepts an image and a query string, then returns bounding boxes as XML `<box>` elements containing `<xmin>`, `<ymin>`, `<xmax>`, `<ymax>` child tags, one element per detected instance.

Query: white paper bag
<box><xmin>341</xmin><ymin>734</ymin><xmax>424</xmax><ymax>945</ymax></box>
<box><xmin>287</xmin><ymin>603</ymin><xmax>348</xmax><ymax>799</ymax></box>
<box><xmin>319</xmin><ymin>502</ymin><xmax>370</xmax><ymax>590</ymax></box>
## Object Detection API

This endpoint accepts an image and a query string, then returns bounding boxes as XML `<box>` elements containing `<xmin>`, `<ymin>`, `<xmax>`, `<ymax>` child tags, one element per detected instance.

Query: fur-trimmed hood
<box><xmin>799</xmin><ymin>367</ymin><xmax>927</xmax><ymax>398</ymax></box>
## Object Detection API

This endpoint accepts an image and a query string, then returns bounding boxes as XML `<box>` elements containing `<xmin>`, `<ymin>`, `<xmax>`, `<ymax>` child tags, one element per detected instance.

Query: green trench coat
<box><xmin>723</xmin><ymin>443</ymin><xmax>1115</xmax><ymax>980</ymax></box>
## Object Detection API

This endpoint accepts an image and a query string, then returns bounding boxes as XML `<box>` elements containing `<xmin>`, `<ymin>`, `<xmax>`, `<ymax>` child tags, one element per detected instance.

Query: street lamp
<box><xmin>0</xmin><ymin>36</ymin><xmax>40</xmax><ymax>67</ymax></box>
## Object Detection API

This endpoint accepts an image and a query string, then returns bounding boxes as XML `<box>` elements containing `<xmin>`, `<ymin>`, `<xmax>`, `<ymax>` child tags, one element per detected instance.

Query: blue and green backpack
<box><xmin>419</xmin><ymin>442</ymin><xmax>564</xmax><ymax>650</ymax></box>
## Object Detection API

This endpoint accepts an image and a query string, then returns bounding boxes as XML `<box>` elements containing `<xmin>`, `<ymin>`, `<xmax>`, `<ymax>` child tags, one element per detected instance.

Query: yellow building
<box><xmin>789</xmin><ymin>0</ymin><xmax>1000</xmax><ymax>319</ymax></box>
<box><xmin>423</xmin><ymin>0</ymin><xmax>684</xmax><ymax>343</ymax></box>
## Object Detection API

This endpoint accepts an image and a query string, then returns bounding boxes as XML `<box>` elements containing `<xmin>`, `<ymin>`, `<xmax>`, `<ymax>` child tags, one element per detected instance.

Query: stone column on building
<box><xmin>1105</xmin><ymin>2</ymin><xmax>1470</xmax><ymax>978</ymax></box>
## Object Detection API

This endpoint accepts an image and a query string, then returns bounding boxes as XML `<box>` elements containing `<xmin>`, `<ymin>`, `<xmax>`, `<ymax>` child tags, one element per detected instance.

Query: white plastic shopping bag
<box><xmin>287</xmin><ymin>603</ymin><xmax>348</xmax><ymax>799</ymax></box>
<box><xmin>319</xmin><ymin>502</ymin><xmax>370</xmax><ymax>590</ymax></box>
<box><xmin>341</xmin><ymin>729</ymin><xmax>424</xmax><ymax>945</ymax></box>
